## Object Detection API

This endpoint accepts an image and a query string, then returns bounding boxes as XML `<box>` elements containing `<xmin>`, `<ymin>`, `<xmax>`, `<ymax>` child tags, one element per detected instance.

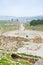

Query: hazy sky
<box><xmin>0</xmin><ymin>0</ymin><xmax>43</xmax><ymax>17</ymax></box>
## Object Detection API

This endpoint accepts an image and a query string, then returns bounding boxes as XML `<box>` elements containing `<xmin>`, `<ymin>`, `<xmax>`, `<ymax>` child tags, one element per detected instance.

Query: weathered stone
<box><xmin>33</xmin><ymin>36</ymin><xmax>41</xmax><ymax>43</ymax></box>
<box><xmin>34</xmin><ymin>60</ymin><xmax>43</xmax><ymax>65</ymax></box>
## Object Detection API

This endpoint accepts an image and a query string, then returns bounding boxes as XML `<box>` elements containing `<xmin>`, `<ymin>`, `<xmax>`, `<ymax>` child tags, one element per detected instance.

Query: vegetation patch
<box><xmin>0</xmin><ymin>53</ymin><xmax>33</xmax><ymax>65</ymax></box>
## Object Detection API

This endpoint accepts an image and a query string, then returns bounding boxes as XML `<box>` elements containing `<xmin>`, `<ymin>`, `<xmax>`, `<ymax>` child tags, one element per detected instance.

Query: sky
<box><xmin>0</xmin><ymin>0</ymin><xmax>43</xmax><ymax>17</ymax></box>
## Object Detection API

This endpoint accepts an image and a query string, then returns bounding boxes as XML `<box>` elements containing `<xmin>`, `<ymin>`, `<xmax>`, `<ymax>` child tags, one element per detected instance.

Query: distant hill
<box><xmin>0</xmin><ymin>16</ymin><xmax>17</xmax><ymax>20</ymax></box>
<box><xmin>0</xmin><ymin>16</ymin><xmax>43</xmax><ymax>22</ymax></box>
